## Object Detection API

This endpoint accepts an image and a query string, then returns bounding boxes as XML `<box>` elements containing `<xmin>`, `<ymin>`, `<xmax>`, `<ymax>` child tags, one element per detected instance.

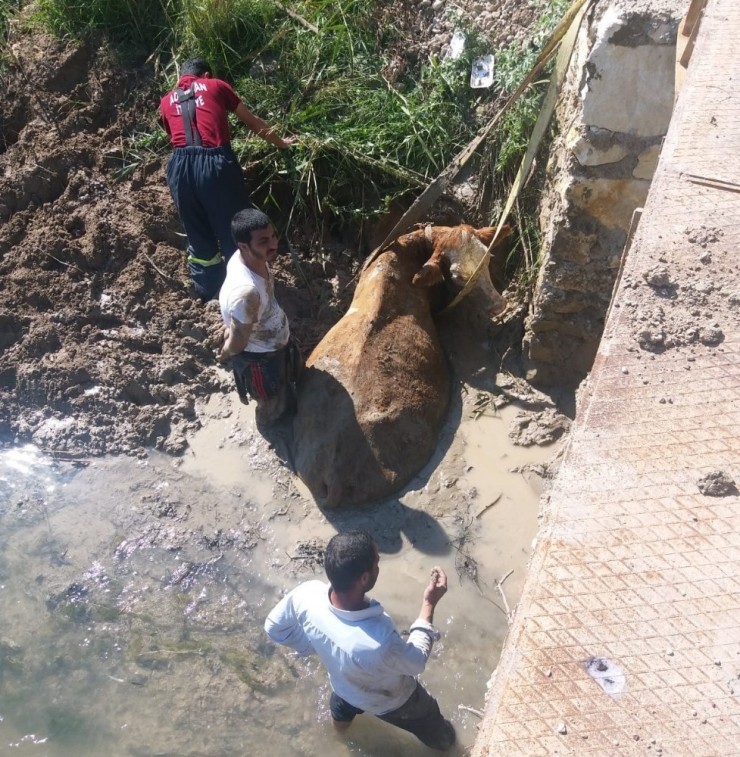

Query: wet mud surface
<box><xmin>0</xmin><ymin>376</ymin><xmax>565</xmax><ymax>756</ymax></box>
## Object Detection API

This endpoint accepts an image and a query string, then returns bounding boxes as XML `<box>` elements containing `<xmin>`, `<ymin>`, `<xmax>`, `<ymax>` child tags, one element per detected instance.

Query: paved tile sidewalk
<box><xmin>473</xmin><ymin>0</ymin><xmax>740</xmax><ymax>754</ymax></box>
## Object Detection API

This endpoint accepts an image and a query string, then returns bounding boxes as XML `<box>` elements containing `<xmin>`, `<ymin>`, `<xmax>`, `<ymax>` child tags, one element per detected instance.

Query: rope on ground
<box><xmin>360</xmin><ymin>0</ymin><xmax>592</xmax><ymax>277</ymax></box>
<box><xmin>441</xmin><ymin>0</ymin><xmax>591</xmax><ymax>313</ymax></box>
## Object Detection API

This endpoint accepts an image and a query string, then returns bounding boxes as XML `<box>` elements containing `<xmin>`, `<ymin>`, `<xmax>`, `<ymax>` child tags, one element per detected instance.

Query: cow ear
<box><xmin>412</xmin><ymin>263</ymin><xmax>444</xmax><ymax>287</ymax></box>
<box><xmin>475</xmin><ymin>225</ymin><xmax>512</xmax><ymax>248</ymax></box>
<box><xmin>398</xmin><ymin>228</ymin><xmax>428</xmax><ymax>249</ymax></box>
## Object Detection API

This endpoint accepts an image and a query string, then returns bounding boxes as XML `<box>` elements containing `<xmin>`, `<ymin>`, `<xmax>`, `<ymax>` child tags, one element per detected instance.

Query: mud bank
<box><xmin>0</xmin><ymin>2</ymin><xmax>546</xmax><ymax>460</ymax></box>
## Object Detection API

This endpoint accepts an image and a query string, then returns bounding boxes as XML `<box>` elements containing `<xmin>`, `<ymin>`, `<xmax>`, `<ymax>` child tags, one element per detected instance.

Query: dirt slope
<box><xmin>0</xmin><ymin>5</ymin><xmax>540</xmax><ymax>457</ymax></box>
<box><xmin>0</xmin><ymin>31</ymin><xmax>321</xmax><ymax>456</ymax></box>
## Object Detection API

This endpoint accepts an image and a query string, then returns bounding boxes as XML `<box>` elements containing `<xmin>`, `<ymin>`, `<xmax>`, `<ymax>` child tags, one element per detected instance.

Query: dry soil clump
<box><xmin>0</xmin><ymin>3</ymin><xmax>543</xmax><ymax>457</ymax></box>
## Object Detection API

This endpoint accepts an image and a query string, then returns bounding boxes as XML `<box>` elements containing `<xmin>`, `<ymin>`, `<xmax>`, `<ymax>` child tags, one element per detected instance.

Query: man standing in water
<box><xmin>160</xmin><ymin>57</ymin><xmax>296</xmax><ymax>301</ymax></box>
<box><xmin>264</xmin><ymin>531</ymin><xmax>455</xmax><ymax>751</ymax></box>
<box><xmin>217</xmin><ymin>208</ymin><xmax>301</xmax><ymax>429</ymax></box>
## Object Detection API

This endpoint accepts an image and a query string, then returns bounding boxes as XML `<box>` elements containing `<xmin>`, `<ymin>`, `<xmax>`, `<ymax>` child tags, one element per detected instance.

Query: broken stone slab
<box><xmin>582</xmin><ymin>6</ymin><xmax>677</xmax><ymax>137</ymax></box>
<box><xmin>569</xmin><ymin>178</ymin><xmax>650</xmax><ymax>230</ymax></box>
<box><xmin>567</xmin><ymin>126</ymin><xmax>630</xmax><ymax>166</ymax></box>
<box><xmin>633</xmin><ymin>143</ymin><xmax>661</xmax><ymax>179</ymax></box>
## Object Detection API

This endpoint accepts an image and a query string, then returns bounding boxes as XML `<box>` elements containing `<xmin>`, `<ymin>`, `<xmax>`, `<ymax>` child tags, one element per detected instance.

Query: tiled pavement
<box><xmin>472</xmin><ymin>0</ymin><xmax>740</xmax><ymax>753</ymax></box>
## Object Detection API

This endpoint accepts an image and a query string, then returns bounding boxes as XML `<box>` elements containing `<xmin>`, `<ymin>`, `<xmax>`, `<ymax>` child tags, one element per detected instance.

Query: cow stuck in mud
<box><xmin>291</xmin><ymin>223</ymin><xmax>512</xmax><ymax>509</ymax></box>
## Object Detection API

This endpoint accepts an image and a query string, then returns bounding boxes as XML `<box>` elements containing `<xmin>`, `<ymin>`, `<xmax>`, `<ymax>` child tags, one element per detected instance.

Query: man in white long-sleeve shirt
<box><xmin>264</xmin><ymin>530</ymin><xmax>455</xmax><ymax>751</ymax></box>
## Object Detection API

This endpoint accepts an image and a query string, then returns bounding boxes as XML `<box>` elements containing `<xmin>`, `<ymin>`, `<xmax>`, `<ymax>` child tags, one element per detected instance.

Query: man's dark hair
<box><xmin>231</xmin><ymin>208</ymin><xmax>272</xmax><ymax>245</ymax></box>
<box><xmin>325</xmin><ymin>531</ymin><xmax>376</xmax><ymax>592</ymax></box>
<box><xmin>181</xmin><ymin>57</ymin><xmax>212</xmax><ymax>77</ymax></box>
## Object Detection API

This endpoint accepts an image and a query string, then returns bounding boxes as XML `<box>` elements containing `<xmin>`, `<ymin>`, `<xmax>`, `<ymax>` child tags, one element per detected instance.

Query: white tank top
<box><xmin>219</xmin><ymin>253</ymin><xmax>290</xmax><ymax>353</ymax></box>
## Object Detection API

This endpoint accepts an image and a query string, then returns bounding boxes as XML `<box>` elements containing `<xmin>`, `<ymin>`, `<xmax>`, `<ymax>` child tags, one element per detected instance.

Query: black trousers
<box><xmin>229</xmin><ymin>340</ymin><xmax>303</xmax><ymax>427</ymax></box>
<box><xmin>166</xmin><ymin>144</ymin><xmax>252</xmax><ymax>299</ymax></box>
<box><xmin>330</xmin><ymin>682</ymin><xmax>455</xmax><ymax>751</ymax></box>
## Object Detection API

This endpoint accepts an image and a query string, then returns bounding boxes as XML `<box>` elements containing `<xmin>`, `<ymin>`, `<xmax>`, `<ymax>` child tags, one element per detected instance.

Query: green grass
<box><xmin>35</xmin><ymin>0</ymin><xmax>175</xmax><ymax>53</ymax></box>
<box><xmin>0</xmin><ymin>0</ymin><xmax>20</xmax><ymax>74</ymax></box>
<box><xmin>111</xmin><ymin>128</ymin><xmax>170</xmax><ymax>181</ymax></box>
<box><xmin>491</xmin><ymin>0</ymin><xmax>571</xmax><ymax>173</ymax></box>
<box><xmin>0</xmin><ymin>0</ymin><xmax>18</xmax><ymax>32</ymax></box>
<box><xmin>31</xmin><ymin>0</ymin><xmax>573</xmax><ymax>264</ymax></box>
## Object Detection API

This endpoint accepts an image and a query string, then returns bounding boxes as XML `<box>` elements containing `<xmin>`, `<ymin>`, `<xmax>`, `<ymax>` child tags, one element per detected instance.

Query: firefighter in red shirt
<box><xmin>160</xmin><ymin>57</ymin><xmax>296</xmax><ymax>301</ymax></box>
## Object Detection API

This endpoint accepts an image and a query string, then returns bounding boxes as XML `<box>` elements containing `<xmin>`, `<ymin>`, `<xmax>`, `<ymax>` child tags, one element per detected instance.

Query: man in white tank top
<box><xmin>217</xmin><ymin>209</ymin><xmax>301</xmax><ymax>428</ymax></box>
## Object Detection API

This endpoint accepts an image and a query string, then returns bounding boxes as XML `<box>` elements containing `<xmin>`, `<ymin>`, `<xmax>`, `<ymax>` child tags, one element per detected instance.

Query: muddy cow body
<box><xmin>292</xmin><ymin>224</ymin><xmax>511</xmax><ymax>509</ymax></box>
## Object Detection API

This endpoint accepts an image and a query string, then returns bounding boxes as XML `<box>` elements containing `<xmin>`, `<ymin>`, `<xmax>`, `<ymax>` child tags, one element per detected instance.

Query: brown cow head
<box><xmin>410</xmin><ymin>224</ymin><xmax>512</xmax><ymax>316</ymax></box>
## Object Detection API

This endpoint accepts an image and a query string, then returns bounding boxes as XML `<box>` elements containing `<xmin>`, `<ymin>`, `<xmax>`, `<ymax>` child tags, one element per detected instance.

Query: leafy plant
<box><xmin>0</xmin><ymin>0</ymin><xmax>21</xmax><ymax>75</ymax></box>
<box><xmin>111</xmin><ymin>128</ymin><xmax>170</xmax><ymax>181</ymax></box>
<box><xmin>33</xmin><ymin>0</ymin><xmax>573</xmax><ymax>259</ymax></box>
<box><xmin>36</xmin><ymin>0</ymin><xmax>175</xmax><ymax>53</ymax></box>
<box><xmin>1</xmin><ymin>0</ymin><xmax>16</xmax><ymax>36</ymax></box>
<box><xmin>471</xmin><ymin>0</ymin><xmax>573</xmax><ymax>290</ymax></box>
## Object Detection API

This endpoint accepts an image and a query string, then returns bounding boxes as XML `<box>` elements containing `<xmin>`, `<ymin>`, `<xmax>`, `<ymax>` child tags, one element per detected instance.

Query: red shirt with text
<box><xmin>160</xmin><ymin>74</ymin><xmax>241</xmax><ymax>148</ymax></box>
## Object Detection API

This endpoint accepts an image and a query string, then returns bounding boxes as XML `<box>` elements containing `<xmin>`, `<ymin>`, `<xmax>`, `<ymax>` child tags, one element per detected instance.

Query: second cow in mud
<box><xmin>292</xmin><ymin>223</ymin><xmax>512</xmax><ymax>508</ymax></box>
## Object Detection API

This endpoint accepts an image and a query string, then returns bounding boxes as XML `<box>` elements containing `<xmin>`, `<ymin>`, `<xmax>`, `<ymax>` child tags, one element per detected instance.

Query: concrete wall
<box><xmin>523</xmin><ymin>0</ymin><xmax>689</xmax><ymax>387</ymax></box>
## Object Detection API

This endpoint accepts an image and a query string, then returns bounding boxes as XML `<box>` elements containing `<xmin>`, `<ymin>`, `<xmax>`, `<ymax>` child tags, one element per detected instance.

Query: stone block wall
<box><xmin>523</xmin><ymin>0</ymin><xmax>689</xmax><ymax>386</ymax></box>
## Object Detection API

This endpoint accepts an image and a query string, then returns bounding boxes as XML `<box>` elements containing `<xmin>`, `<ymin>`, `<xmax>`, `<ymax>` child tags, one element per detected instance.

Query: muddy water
<box><xmin>0</xmin><ymin>389</ymin><xmax>561</xmax><ymax>756</ymax></box>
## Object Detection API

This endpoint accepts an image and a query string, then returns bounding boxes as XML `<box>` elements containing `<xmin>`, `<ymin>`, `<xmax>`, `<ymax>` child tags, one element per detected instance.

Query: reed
<box><xmin>28</xmin><ymin>0</ymin><xmax>571</xmax><ymax>262</ymax></box>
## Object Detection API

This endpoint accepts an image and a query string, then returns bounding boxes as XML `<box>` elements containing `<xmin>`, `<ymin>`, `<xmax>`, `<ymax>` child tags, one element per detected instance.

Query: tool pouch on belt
<box><xmin>229</xmin><ymin>340</ymin><xmax>303</xmax><ymax>404</ymax></box>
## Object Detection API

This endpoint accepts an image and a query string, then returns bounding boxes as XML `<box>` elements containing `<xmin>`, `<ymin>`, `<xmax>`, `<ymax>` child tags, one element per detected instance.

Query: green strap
<box><xmin>442</xmin><ymin>0</ymin><xmax>592</xmax><ymax>313</ymax></box>
<box><xmin>187</xmin><ymin>251</ymin><xmax>223</xmax><ymax>266</ymax></box>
